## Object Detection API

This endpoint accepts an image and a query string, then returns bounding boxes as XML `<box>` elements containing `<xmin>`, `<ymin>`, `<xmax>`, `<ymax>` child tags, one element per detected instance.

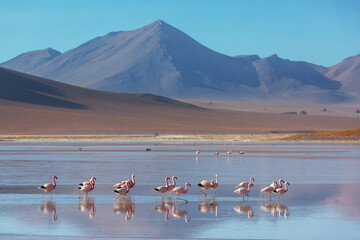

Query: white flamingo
<box><xmin>236</xmin><ymin>177</ymin><xmax>255</xmax><ymax>188</ymax></box>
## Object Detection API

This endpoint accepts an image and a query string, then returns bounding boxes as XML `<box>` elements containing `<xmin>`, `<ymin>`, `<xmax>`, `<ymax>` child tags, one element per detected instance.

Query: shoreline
<box><xmin>1</xmin><ymin>133</ymin><xmax>359</xmax><ymax>143</ymax></box>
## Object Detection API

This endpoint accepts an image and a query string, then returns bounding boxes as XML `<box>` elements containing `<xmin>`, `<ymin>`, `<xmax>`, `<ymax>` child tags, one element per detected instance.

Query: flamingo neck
<box><xmin>215</xmin><ymin>176</ymin><xmax>218</xmax><ymax>183</ymax></box>
<box><xmin>250</xmin><ymin>178</ymin><xmax>253</xmax><ymax>184</ymax></box>
<box><xmin>165</xmin><ymin>178</ymin><xmax>169</xmax><ymax>187</ymax></box>
<box><xmin>278</xmin><ymin>180</ymin><xmax>283</xmax><ymax>188</ymax></box>
<box><xmin>184</xmin><ymin>184</ymin><xmax>189</xmax><ymax>193</ymax></box>
<box><xmin>53</xmin><ymin>177</ymin><xmax>56</xmax><ymax>187</ymax></box>
<box><xmin>172</xmin><ymin>177</ymin><xmax>176</xmax><ymax>186</ymax></box>
<box><xmin>132</xmin><ymin>175</ymin><xmax>135</xmax><ymax>185</ymax></box>
<box><xmin>284</xmin><ymin>184</ymin><xmax>288</xmax><ymax>192</ymax></box>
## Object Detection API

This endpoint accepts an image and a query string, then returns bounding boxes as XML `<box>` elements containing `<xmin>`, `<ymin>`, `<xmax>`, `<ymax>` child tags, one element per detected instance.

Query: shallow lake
<box><xmin>0</xmin><ymin>141</ymin><xmax>360</xmax><ymax>239</ymax></box>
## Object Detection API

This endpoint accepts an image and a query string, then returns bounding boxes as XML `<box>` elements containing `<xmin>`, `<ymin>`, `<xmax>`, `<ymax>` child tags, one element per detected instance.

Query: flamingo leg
<box><xmin>85</xmin><ymin>192</ymin><xmax>88</xmax><ymax>199</ymax></box>
<box><xmin>50</xmin><ymin>192</ymin><xmax>53</xmax><ymax>199</ymax></box>
<box><xmin>42</xmin><ymin>192</ymin><xmax>46</xmax><ymax>198</ymax></box>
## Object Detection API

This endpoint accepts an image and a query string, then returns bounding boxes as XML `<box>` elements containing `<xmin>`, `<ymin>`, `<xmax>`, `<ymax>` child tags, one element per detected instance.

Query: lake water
<box><xmin>0</xmin><ymin>141</ymin><xmax>360</xmax><ymax>239</ymax></box>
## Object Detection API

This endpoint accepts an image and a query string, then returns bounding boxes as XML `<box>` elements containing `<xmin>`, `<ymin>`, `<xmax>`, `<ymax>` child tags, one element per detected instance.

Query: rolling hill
<box><xmin>1</xmin><ymin>67</ymin><xmax>360</xmax><ymax>135</ymax></box>
<box><xmin>1</xmin><ymin>20</ymin><xmax>354</xmax><ymax>103</ymax></box>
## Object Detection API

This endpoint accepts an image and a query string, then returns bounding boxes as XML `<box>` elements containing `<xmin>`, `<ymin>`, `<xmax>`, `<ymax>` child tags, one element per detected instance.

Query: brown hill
<box><xmin>326</xmin><ymin>54</ymin><xmax>360</xmax><ymax>94</ymax></box>
<box><xmin>284</xmin><ymin>128</ymin><xmax>360</xmax><ymax>141</ymax></box>
<box><xmin>1</xmin><ymin>67</ymin><xmax>360</xmax><ymax>135</ymax></box>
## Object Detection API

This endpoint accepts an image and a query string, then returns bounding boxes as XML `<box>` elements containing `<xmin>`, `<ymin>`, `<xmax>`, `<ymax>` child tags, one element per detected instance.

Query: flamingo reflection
<box><xmin>261</xmin><ymin>203</ymin><xmax>289</xmax><ymax>218</ymax></box>
<box><xmin>169</xmin><ymin>204</ymin><xmax>191</xmax><ymax>222</ymax></box>
<box><xmin>199</xmin><ymin>198</ymin><xmax>218</xmax><ymax>216</ymax></box>
<box><xmin>40</xmin><ymin>200</ymin><xmax>57</xmax><ymax>222</ymax></box>
<box><xmin>78</xmin><ymin>197</ymin><xmax>95</xmax><ymax>219</ymax></box>
<box><xmin>154</xmin><ymin>200</ymin><xmax>174</xmax><ymax>221</ymax></box>
<box><xmin>234</xmin><ymin>202</ymin><xmax>254</xmax><ymax>218</ymax></box>
<box><xmin>113</xmin><ymin>197</ymin><xmax>135</xmax><ymax>221</ymax></box>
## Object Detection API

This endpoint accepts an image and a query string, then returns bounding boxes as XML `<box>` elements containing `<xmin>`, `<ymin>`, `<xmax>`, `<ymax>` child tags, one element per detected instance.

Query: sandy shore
<box><xmin>1</xmin><ymin>132</ymin><xmax>359</xmax><ymax>142</ymax></box>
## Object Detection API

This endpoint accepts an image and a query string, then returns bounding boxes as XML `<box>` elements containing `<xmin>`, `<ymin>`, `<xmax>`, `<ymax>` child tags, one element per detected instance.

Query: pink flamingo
<box><xmin>236</xmin><ymin>177</ymin><xmax>255</xmax><ymax>188</ymax></box>
<box><xmin>153</xmin><ymin>177</ymin><xmax>170</xmax><ymax>199</ymax></box>
<box><xmin>167</xmin><ymin>176</ymin><xmax>178</xmax><ymax>196</ymax></box>
<box><xmin>215</xmin><ymin>152</ymin><xmax>219</xmax><ymax>156</ymax></box>
<box><xmin>239</xmin><ymin>151</ymin><xmax>245</xmax><ymax>155</ymax></box>
<box><xmin>271</xmin><ymin>179</ymin><xmax>284</xmax><ymax>191</ymax></box>
<box><xmin>78</xmin><ymin>178</ymin><xmax>95</xmax><ymax>198</ymax></box>
<box><xmin>210</xmin><ymin>174</ymin><xmax>219</xmax><ymax>196</ymax></box>
<box><xmin>113</xmin><ymin>181</ymin><xmax>131</xmax><ymax>200</ymax></box>
<box><xmin>261</xmin><ymin>181</ymin><xmax>278</xmax><ymax>201</ymax></box>
<box><xmin>170</xmin><ymin>182</ymin><xmax>191</xmax><ymax>200</ymax></box>
<box><xmin>227</xmin><ymin>150</ymin><xmax>232</xmax><ymax>156</ymax></box>
<box><xmin>275</xmin><ymin>182</ymin><xmax>290</xmax><ymax>202</ymax></box>
<box><xmin>197</xmin><ymin>178</ymin><xmax>212</xmax><ymax>197</ymax></box>
<box><xmin>195</xmin><ymin>149</ymin><xmax>200</xmax><ymax>155</ymax></box>
<box><xmin>113</xmin><ymin>174</ymin><xmax>135</xmax><ymax>189</ymax></box>
<box><xmin>78</xmin><ymin>176</ymin><xmax>96</xmax><ymax>187</ymax></box>
<box><xmin>38</xmin><ymin>176</ymin><xmax>57</xmax><ymax>198</ymax></box>
<box><xmin>234</xmin><ymin>183</ymin><xmax>253</xmax><ymax>201</ymax></box>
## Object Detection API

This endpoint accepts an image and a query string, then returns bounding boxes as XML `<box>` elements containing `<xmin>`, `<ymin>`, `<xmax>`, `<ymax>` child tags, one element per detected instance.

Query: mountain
<box><xmin>325</xmin><ymin>54</ymin><xmax>360</xmax><ymax>93</ymax></box>
<box><xmin>0</xmin><ymin>20</ymin><xmax>355</xmax><ymax>103</ymax></box>
<box><xmin>1</xmin><ymin>48</ymin><xmax>60</xmax><ymax>73</ymax></box>
<box><xmin>2</xmin><ymin>67</ymin><xmax>360</xmax><ymax>135</ymax></box>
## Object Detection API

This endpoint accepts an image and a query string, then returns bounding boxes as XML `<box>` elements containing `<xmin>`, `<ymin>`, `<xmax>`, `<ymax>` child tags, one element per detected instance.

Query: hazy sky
<box><xmin>0</xmin><ymin>0</ymin><xmax>359</xmax><ymax>66</ymax></box>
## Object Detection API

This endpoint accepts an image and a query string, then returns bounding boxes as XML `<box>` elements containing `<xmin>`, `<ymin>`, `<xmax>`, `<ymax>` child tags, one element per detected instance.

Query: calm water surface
<box><xmin>0</xmin><ymin>141</ymin><xmax>360</xmax><ymax>239</ymax></box>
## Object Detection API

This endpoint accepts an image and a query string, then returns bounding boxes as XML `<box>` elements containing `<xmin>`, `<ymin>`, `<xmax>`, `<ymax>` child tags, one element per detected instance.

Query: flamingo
<box><xmin>271</xmin><ymin>179</ymin><xmax>284</xmax><ymax>192</ymax></box>
<box><xmin>197</xmin><ymin>178</ymin><xmax>212</xmax><ymax>197</ymax></box>
<box><xmin>234</xmin><ymin>183</ymin><xmax>253</xmax><ymax>201</ymax></box>
<box><xmin>38</xmin><ymin>176</ymin><xmax>57</xmax><ymax>198</ymax></box>
<box><xmin>170</xmin><ymin>182</ymin><xmax>191</xmax><ymax>200</ymax></box>
<box><xmin>78</xmin><ymin>178</ymin><xmax>95</xmax><ymax>198</ymax></box>
<box><xmin>167</xmin><ymin>176</ymin><xmax>178</xmax><ymax>196</ymax></box>
<box><xmin>261</xmin><ymin>181</ymin><xmax>277</xmax><ymax>201</ymax></box>
<box><xmin>113</xmin><ymin>174</ymin><xmax>135</xmax><ymax>189</ymax></box>
<box><xmin>236</xmin><ymin>177</ymin><xmax>255</xmax><ymax>188</ymax></box>
<box><xmin>153</xmin><ymin>177</ymin><xmax>170</xmax><ymax>199</ymax></box>
<box><xmin>215</xmin><ymin>152</ymin><xmax>219</xmax><ymax>156</ymax></box>
<box><xmin>113</xmin><ymin>182</ymin><xmax>131</xmax><ymax>200</ymax></box>
<box><xmin>195</xmin><ymin>149</ymin><xmax>200</xmax><ymax>155</ymax></box>
<box><xmin>275</xmin><ymin>182</ymin><xmax>290</xmax><ymax>202</ymax></box>
<box><xmin>210</xmin><ymin>174</ymin><xmax>219</xmax><ymax>196</ymax></box>
<box><xmin>78</xmin><ymin>176</ymin><xmax>96</xmax><ymax>187</ymax></box>
<box><xmin>227</xmin><ymin>150</ymin><xmax>232</xmax><ymax>156</ymax></box>
<box><xmin>239</xmin><ymin>151</ymin><xmax>245</xmax><ymax>155</ymax></box>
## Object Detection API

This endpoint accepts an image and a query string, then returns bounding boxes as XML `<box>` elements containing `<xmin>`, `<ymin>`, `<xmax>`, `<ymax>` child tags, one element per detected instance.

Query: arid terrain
<box><xmin>1</xmin><ymin>67</ymin><xmax>360</xmax><ymax>141</ymax></box>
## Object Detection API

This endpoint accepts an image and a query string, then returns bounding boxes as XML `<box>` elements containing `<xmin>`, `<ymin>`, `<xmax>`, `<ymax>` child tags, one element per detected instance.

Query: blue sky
<box><xmin>0</xmin><ymin>0</ymin><xmax>359</xmax><ymax>66</ymax></box>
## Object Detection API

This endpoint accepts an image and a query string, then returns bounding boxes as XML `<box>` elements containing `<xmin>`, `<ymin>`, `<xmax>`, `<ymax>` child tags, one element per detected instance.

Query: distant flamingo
<box><xmin>38</xmin><ymin>176</ymin><xmax>57</xmax><ymax>198</ymax></box>
<box><xmin>78</xmin><ymin>178</ymin><xmax>95</xmax><ymax>198</ymax></box>
<box><xmin>210</xmin><ymin>174</ymin><xmax>219</xmax><ymax>196</ymax></box>
<box><xmin>215</xmin><ymin>152</ymin><xmax>219</xmax><ymax>156</ymax></box>
<box><xmin>113</xmin><ymin>182</ymin><xmax>131</xmax><ymax>200</ymax></box>
<box><xmin>167</xmin><ymin>176</ymin><xmax>178</xmax><ymax>196</ymax></box>
<box><xmin>234</xmin><ymin>183</ymin><xmax>253</xmax><ymax>201</ymax></box>
<box><xmin>227</xmin><ymin>150</ymin><xmax>232</xmax><ymax>156</ymax></box>
<box><xmin>195</xmin><ymin>149</ymin><xmax>200</xmax><ymax>155</ymax></box>
<box><xmin>153</xmin><ymin>177</ymin><xmax>170</xmax><ymax>199</ymax></box>
<box><xmin>236</xmin><ymin>177</ymin><xmax>255</xmax><ymax>188</ymax></box>
<box><xmin>113</xmin><ymin>174</ymin><xmax>135</xmax><ymax>189</ymax></box>
<box><xmin>170</xmin><ymin>182</ymin><xmax>191</xmax><ymax>200</ymax></box>
<box><xmin>275</xmin><ymin>182</ymin><xmax>290</xmax><ymax>202</ymax></box>
<box><xmin>239</xmin><ymin>151</ymin><xmax>245</xmax><ymax>155</ymax></box>
<box><xmin>261</xmin><ymin>181</ymin><xmax>277</xmax><ymax>201</ymax></box>
<box><xmin>197</xmin><ymin>178</ymin><xmax>212</xmax><ymax>197</ymax></box>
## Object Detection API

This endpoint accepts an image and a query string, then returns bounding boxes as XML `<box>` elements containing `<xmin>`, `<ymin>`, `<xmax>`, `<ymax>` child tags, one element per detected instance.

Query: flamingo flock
<box><xmin>38</xmin><ymin>174</ymin><xmax>290</xmax><ymax>203</ymax></box>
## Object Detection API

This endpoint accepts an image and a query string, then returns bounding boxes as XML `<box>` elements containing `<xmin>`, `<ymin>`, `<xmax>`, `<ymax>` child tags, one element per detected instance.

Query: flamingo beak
<box><xmin>235</xmin><ymin>184</ymin><xmax>240</xmax><ymax>188</ymax></box>
<box><xmin>288</xmin><ymin>183</ymin><xmax>291</xmax><ymax>186</ymax></box>
<box><xmin>189</xmin><ymin>184</ymin><xmax>192</xmax><ymax>187</ymax></box>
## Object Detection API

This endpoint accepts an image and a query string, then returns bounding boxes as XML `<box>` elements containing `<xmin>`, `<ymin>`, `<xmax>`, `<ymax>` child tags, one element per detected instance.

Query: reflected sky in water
<box><xmin>0</xmin><ymin>142</ymin><xmax>360</xmax><ymax>239</ymax></box>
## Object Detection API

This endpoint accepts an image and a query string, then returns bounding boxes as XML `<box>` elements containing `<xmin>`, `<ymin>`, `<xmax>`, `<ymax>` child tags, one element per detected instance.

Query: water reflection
<box><xmin>199</xmin><ymin>198</ymin><xmax>218</xmax><ymax>216</ymax></box>
<box><xmin>40</xmin><ymin>200</ymin><xmax>57</xmax><ymax>222</ymax></box>
<box><xmin>154</xmin><ymin>200</ymin><xmax>174</xmax><ymax>221</ymax></box>
<box><xmin>169</xmin><ymin>203</ymin><xmax>191</xmax><ymax>222</ymax></box>
<box><xmin>78</xmin><ymin>197</ymin><xmax>95</xmax><ymax>219</ymax></box>
<box><xmin>234</xmin><ymin>202</ymin><xmax>254</xmax><ymax>218</ymax></box>
<box><xmin>261</xmin><ymin>203</ymin><xmax>289</xmax><ymax>218</ymax></box>
<box><xmin>113</xmin><ymin>198</ymin><xmax>135</xmax><ymax>221</ymax></box>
